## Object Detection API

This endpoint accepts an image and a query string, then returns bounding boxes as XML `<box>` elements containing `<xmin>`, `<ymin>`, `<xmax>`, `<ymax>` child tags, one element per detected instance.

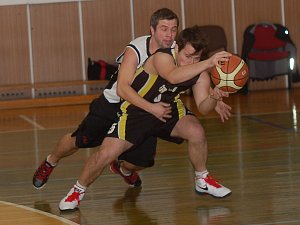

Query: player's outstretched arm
<box><xmin>153</xmin><ymin>51</ymin><xmax>232</xmax><ymax>84</ymax></box>
<box><xmin>192</xmin><ymin>72</ymin><xmax>230</xmax><ymax>116</ymax></box>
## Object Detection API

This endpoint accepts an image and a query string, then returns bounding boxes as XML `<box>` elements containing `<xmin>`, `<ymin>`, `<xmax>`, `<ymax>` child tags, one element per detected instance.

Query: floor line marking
<box><xmin>18</xmin><ymin>114</ymin><xmax>45</xmax><ymax>130</ymax></box>
<box><xmin>0</xmin><ymin>200</ymin><xmax>79</xmax><ymax>225</ymax></box>
<box><xmin>245</xmin><ymin>220</ymin><xmax>300</xmax><ymax>225</ymax></box>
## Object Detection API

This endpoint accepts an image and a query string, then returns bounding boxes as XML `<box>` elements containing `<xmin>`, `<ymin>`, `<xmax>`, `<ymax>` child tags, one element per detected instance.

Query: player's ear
<box><xmin>150</xmin><ymin>26</ymin><xmax>155</xmax><ymax>36</ymax></box>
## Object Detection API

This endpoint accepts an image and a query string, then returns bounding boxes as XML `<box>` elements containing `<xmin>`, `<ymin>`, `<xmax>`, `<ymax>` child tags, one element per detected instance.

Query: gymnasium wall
<box><xmin>0</xmin><ymin>0</ymin><xmax>299</xmax><ymax>97</ymax></box>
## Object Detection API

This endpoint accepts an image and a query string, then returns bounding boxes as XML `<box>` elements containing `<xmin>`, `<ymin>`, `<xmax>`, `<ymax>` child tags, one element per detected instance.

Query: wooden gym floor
<box><xmin>1</xmin><ymin>88</ymin><xmax>300</xmax><ymax>225</ymax></box>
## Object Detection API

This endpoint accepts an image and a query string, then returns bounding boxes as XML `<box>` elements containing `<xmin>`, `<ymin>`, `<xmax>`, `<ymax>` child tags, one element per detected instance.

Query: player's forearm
<box><xmin>117</xmin><ymin>85</ymin><xmax>153</xmax><ymax>113</ymax></box>
<box><xmin>166</xmin><ymin>60</ymin><xmax>211</xmax><ymax>84</ymax></box>
<box><xmin>197</xmin><ymin>95</ymin><xmax>218</xmax><ymax>115</ymax></box>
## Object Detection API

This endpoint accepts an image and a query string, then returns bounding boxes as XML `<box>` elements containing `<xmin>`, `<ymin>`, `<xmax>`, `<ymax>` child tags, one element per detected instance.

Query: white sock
<box><xmin>75</xmin><ymin>181</ymin><xmax>87</xmax><ymax>192</ymax></box>
<box><xmin>195</xmin><ymin>170</ymin><xmax>209</xmax><ymax>178</ymax></box>
<box><xmin>46</xmin><ymin>155</ymin><xmax>57</xmax><ymax>167</ymax></box>
<box><xmin>120</xmin><ymin>166</ymin><xmax>132</xmax><ymax>176</ymax></box>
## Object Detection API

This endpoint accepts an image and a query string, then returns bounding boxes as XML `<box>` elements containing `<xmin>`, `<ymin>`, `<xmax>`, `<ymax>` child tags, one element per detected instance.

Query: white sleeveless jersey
<box><xmin>103</xmin><ymin>36</ymin><xmax>176</xmax><ymax>103</ymax></box>
<box><xmin>103</xmin><ymin>35</ymin><xmax>151</xmax><ymax>103</ymax></box>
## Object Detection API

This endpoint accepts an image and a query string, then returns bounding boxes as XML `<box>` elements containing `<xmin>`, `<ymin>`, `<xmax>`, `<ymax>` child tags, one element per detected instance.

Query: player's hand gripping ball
<box><xmin>210</xmin><ymin>54</ymin><xmax>249</xmax><ymax>93</ymax></box>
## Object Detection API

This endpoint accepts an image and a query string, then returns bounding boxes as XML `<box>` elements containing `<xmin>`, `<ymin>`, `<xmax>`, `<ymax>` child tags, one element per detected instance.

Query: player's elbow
<box><xmin>161</xmin><ymin>72</ymin><xmax>179</xmax><ymax>84</ymax></box>
<box><xmin>166</xmin><ymin>77</ymin><xmax>179</xmax><ymax>85</ymax></box>
<box><xmin>199</xmin><ymin>110</ymin><xmax>209</xmax><ymax>116</ymax></box>
<box><xmin>197</xmin><ymin>106</ymin><xmax>210</xmax><ymax>116</ymax></box>
<box><xmin>116</xmin><ymin>85</ymin><xmax>126</xmax><ymax>99</ymax></box>
<box><xmin>169</xmin><ymin>79</ymin><xmax>178</xmax><ymax>85</ymax></box>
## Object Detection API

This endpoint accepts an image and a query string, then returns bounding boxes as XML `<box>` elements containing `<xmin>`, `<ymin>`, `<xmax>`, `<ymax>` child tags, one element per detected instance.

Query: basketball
<box><xmin>210</xmin><ymin>54</ymin><xmax>249</xmax><ymax>93</ymax></box>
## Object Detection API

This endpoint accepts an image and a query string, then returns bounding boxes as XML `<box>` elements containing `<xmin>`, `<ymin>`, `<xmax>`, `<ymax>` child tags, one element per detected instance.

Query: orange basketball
<box><xmin>210</xmin><ymin>54</ymin><xmax>249</xmax><ymax>93</ymax></box>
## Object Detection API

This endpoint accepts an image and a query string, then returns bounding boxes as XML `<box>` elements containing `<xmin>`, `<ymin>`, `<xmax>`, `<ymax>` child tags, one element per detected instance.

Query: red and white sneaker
<box><xmin>59</xmin><ymin>185</ymin><xmax>85</xmax><ymax>211</ymax></box>
<box><xmin>33</xmin><ymin>159</ymin><xmax>55</xmax><ymax>189</ymax></box>
<box><xmin>195</xmin><ymin>175</ymin><xmax>231</xmax><ymax>198</ymax></box>
<box><xmin>110</xmin><ymin>160</ymin><xmax>142</xmax><ymax>187</ymax></box>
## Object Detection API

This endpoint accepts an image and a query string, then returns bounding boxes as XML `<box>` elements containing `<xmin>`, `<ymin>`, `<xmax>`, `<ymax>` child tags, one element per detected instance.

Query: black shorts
<box><xmin>71</xmin><ymin>95</ymin><xmax>157</xmax><ymax>167</ymax></box>
<box><xmin>118</xmin><ymin>136</ymin><xmax>157</xmax><ymax>167</ymax></box>
<box><xmin>107</xmin><ymin>99</ymin><xmax>193</xmax><ymax>146</ymax></box>
<box><xmin>71</xmin><ymin>96</ymin><xmax>119</xmax><ymax>148</ymax></box>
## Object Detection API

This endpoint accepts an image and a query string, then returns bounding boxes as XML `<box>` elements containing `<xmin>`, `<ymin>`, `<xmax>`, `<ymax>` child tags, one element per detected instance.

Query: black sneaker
<box><xmin>33</xmin><ymin>159</ymin><xmax>55</xmax><ymax>189</ymax></box>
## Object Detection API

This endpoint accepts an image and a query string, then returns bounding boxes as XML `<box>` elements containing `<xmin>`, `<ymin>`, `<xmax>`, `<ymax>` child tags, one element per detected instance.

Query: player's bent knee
<box><xmin>187</xmin><ymin>123</ymin><xmax>205</xmax><ymax>136</ymax></box>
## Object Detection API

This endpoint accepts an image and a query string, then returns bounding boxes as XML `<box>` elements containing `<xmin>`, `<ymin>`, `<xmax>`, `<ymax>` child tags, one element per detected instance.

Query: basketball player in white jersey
<box><xmin>33</xmin><ymin>8</ymin><xmax>231</xmax><ymax>193</ymax></box>
<box><xmin>33</xmin><ymin>8</ymin><xmax>181</xmax><ymax>189</ymax></box>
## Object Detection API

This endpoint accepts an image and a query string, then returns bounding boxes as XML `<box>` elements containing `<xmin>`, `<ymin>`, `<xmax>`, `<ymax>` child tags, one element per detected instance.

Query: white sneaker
<box><xmin>195</xmin><ymin>175</ymin><xmax>231</xmax><ymax>198</ymax></box>
<box><xmin>59</xmin><ymin>185</ymin><xmax>85</xmax><ymax>211</ymax></box>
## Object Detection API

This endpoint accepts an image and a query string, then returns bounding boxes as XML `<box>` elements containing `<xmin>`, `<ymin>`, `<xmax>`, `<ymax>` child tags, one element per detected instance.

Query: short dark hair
<box><xmin>150</xmin><ymin>8</ymin><xmax>179</xmax><ymax>30</ymax></box>
<box><xmin>176</xmin><ymin>25</ymin><xmax>208</xmax><ymax>54</ymax></box>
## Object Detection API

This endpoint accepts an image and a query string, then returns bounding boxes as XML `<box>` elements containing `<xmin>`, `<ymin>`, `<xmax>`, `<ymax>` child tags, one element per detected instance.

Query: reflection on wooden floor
<box><xmin>1</xmin><ymin>88</ymin><xmax>300</xmax><ymax>225</ymax></box>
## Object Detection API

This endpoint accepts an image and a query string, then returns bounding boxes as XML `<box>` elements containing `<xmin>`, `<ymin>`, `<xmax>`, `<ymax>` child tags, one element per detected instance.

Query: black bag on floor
<box><xmin>87</xmin><ymin>58</ymin><xmax>118</xmax><ymax>80</ymax></box>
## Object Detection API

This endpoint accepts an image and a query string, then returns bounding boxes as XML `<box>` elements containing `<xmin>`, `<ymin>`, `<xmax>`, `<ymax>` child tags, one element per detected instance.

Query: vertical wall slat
<box><xmin>0</xmin><ymin>5</ymin><xmax>31</xmax><ymax>85</ymax></box>
<box><xmin>234</xmin><ymin>0</ymin><xmax>282</xmax><ymax>54</ymax></box>
<box><xmin>82</xmin><ymin>0</ymin><xmax>132</xmax><ymax>64</ymax></box>
<box><xmin>30</xmin><ymin>2</ymin><xmax>82</xmax><ymax>83</ymax></box>
<box><xmin>184</xmin><ymin>0</ymin><xmax>234</xmax><ymax>53</ymax></box>
<box><xmin>284</xmin><ymin>0</ymin><xmax>300</xmax><ymax>77</ymax></box>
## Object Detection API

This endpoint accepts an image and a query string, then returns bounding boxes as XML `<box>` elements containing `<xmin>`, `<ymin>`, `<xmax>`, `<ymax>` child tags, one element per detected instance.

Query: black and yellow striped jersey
<box><xmin>120</xmin><ymin>48</ymin><xmax>199</xmax><ymax>113</ymax></box>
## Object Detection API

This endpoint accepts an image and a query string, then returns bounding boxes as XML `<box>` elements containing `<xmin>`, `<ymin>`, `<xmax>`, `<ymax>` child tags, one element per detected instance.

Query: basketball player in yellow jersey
<box><xmin>59</xmin><ymin>25</ymin><xmax>232</xmax><ymax>211</ymax></box>
<box><xmin>33</xmin><ymin>8</ymin><xmax>232</xmax><ymax>194</ymax></box>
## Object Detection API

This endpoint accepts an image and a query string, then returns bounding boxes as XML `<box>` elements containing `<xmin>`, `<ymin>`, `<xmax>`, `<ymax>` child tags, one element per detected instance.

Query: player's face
<box><xmin>151</xmin><ymin>19</ymin><xmax>178</xmax><ymax>48</ymax></box>
<box><xmin>177</xmin><ymin>43</ymin><xmax>202</xmax><ymax>66</ymax></box>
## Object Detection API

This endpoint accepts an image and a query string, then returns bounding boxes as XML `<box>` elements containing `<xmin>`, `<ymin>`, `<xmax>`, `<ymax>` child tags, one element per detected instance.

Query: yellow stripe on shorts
<box><xmin>174</xmin><ymin>97</ymin><xmax>186</xmax><ymax>119</ymax></box>
<box><xmin>119</xmin><ymin>69</ymin><xmax>158</xmax><ymax>140</ymax></box>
